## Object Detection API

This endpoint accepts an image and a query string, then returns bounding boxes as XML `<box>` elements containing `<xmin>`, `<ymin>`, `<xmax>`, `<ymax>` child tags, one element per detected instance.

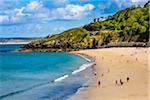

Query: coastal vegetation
<box><xmin>18</xmin><ymin>2</ymin><xmax>149</xmax><ymax>52</ymax></box>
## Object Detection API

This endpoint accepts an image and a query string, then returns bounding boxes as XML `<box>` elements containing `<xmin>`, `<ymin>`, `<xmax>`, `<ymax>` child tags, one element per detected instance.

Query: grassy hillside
<box><xmin>84</xmin><ymin>3</ymin><xmax>149</xmax><ymax>42</ymax></box>
<box><xmin>19</xmin><ymin>2</ymin><xmax>149</xmax><ymax>52</ymax></box>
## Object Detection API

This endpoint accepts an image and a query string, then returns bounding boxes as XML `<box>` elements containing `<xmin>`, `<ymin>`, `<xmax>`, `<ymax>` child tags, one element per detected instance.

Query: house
<box><xmin>93</xmin><ymin>17</ymin><xmax>106</xmax><ymax>22</ymax></box>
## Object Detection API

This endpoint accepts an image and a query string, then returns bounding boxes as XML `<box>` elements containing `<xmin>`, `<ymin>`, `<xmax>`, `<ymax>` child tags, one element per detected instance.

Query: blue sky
<box><xmin>0</xmin><ymin>0</ymin><xmax>148</xmax><ymax>37</ymax></box>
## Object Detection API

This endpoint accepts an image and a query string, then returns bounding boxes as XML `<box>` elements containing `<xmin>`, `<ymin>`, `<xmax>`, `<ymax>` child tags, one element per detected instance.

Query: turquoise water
<box><xmin>0</xmin><ymin>44</ymin><xmax>92</xmax><ymax>100</ymax></box>
<box><xmin>0</xmin><ymin>44</ymin><xmax>24</xmax><ymax>52</ymax></box>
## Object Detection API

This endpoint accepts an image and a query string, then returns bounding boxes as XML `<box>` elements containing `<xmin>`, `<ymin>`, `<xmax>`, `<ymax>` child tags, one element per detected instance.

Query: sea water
<box><xmin>0</xmin><ymin>44</ymin><xmax>94</xmax><ymax>100</ymax></box>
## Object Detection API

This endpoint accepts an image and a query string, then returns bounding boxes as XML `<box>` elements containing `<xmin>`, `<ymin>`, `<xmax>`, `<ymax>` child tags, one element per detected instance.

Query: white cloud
<box><xmin>0</xmin><ymin>0</ymin><xmax>95</xmax><ymax>24</ymax></box>
<box><xmin>7</xmin><ymin>0</ymin><xmax>146</xmax><ymax>25</ymax></box>
<box><xmin>54</xmin><ymin>4</ymin><xmax>95</xmax><ymax>20</ymax></box>
<box><xmin>24</xmin><ymin>1</ymin><xmax>48</xmax><ymax>15</ymax></box>
<box><xmin>2</xmin><ymin>0</ymin><xmax>147</xmax><ymax>24</ymax></box>
<box><xmin>14</xmin><ymin>7</ymin><xmax>25</xmax><ymax>16</ymax></box>
<box><xmin>26</xmin><ymin>1</ymin><xmax>43</xmax><ymax>10</ymax></box>
<box><xmin>84</xmin><ymin>4</ymin><xmax>95</xmax><ymax>10</ymax></box>
<box><xmin>115</xmin><ymin>0</ymin><xmax>147</xmax><ymax>2</ymax></box>
<box><xmin>114</xmin><ymin>0</ymin><xmax>148</xmax><ymax>9</ymax></box>
<box><xmin>131</xmin><ymin>0</ymin><xmax>147</xmax><ymax>2</ymax></box>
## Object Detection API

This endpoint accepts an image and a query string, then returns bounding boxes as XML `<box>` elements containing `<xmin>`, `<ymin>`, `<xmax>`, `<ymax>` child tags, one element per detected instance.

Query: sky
<box><xmin>0</xmin><ymin>0</ymin><xmax>148</xmax><ymax>37</ymax></box>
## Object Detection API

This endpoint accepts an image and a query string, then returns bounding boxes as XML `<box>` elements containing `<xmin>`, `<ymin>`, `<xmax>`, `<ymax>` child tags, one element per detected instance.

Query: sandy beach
<box><xmin>70</xmin><ymin>47</ymin><xmax>149</xmax><ymax>100</ymax></box>
<box><xmin>0</xmin><ymin>40</ymin><xmax>31</xmax><ymax>44</ymax></box>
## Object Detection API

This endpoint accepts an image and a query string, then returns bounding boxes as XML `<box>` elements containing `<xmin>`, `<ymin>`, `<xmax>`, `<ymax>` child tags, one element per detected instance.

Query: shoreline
<box><xmin>66</xmin><ymin>53</ymin><xmax>96</xmax><ymax>100</ymax></box>
<box><xmin>0</xmin><ymin>51</ymin><xmax>95</xmax><ymax>99</ymax></box>
<box><xmin>0</xmin><ymin>41</ymin><xmax>31</xmax><ymax>44</ymax></box>
<box><xmin>70</xmin><ymin>47</ymin><xmax>149</xmax><ymax>100</ymax></box>
<box><xmin>67</xmin><ymin>52</ymin><xmax>97</xmax><ymax>100</ymax></box>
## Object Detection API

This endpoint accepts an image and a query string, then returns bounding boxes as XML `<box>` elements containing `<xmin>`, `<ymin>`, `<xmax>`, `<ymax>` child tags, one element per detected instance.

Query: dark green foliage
<box><xmin>144</xmin><ymin>1</ymin><xmax>150</xmax><ymax>7</ymax></box>
<box><xmin>84</xmin><ymin>4</ymin><xmax>149</xmax><ymax>42</ymax></box>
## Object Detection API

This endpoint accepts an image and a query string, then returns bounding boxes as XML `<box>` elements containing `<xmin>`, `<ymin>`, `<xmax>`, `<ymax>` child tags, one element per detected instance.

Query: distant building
<box><xmin>93</xmin><ymin>17</ymin><xmax>106</xmax><ymax>22</ymax></box>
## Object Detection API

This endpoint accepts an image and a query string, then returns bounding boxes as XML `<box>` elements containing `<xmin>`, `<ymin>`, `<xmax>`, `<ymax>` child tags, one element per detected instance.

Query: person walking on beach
<box><xmin>94</xmin><ymin>72</ymin><xmax>97</xmax><ymax>76</ymax></box>
<box><xmin>115</xmin><ymin>80</ymin><xmax>118</xmax><ymax>85</ymax></box>
<box><xmin>127</xmin><ymin>77</ymin><xmax>130</xmax><ymax>82</ymax></box>
<box><xmin>120</xmin><ymin>79</ymin><xmax>123</xmax><ymax>85</ymax></box>
<box><xmin>136</xmin><ymin>57</ymin><xmax>138</xmax><ymax>61</ymax></box>
<box><xmin>98</xmin><ymin>81</ymin><xmax>101</xmax><ymax>86</ymax></box>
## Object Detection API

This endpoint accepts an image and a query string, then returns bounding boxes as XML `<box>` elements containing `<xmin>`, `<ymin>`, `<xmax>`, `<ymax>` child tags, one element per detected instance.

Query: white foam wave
<box><xmin>76</xmin><ymin>54</ymin><xmax>92</xmax><ymax>62</ymax></box>
<box><xmin>54</xmin><ymin>75</ymin><xmax>69</xmax><ymax>82</ymax></box>
<box><xmin>72</xmin><ymin>62</ymin><xmax>95</xmax><ymax>75</ymax></box>
<box><xmin>54</xmin><ymin>54</ymin><xmax>95</xmax><ymax>83</ymax></box>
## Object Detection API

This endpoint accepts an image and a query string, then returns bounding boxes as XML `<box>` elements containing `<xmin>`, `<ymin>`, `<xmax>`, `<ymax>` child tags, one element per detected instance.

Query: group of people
<box><xmin>115</xmin><ymin>77</ymin><xmax>130</xmax><ymax>86</ymax></box>
<box><xmin>94</xmin><ymin>56</ymin><xmax>131</xmax><ymax>86</ymax></box>
<box><xmin>98</xmin><ymin>77</ymin><xmax>130</xmax><ymax>86</ymax></box>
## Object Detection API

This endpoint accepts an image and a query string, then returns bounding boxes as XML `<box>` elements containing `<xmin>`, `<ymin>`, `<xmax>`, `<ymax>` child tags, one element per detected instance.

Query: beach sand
<box><xmin>0</xmin><ymin>41</ymin><xmax>31</xmax><ymax>44</ymax></box>
<box><xmin>70</xmin><ymin>47</ymin><xmax>149</xmax><ymax>100</ymax></box>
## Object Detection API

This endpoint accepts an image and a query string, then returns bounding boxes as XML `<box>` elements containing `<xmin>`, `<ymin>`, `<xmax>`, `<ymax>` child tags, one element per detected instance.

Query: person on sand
<box><xmin>94</xmin><ymin>72</ymin><xmax>97</xmax><ymax>76</ymax></box>
<box><xmin>115</xmin><ymin>80</ymin><xmax>118</xmax><ymax>85</ymax></box>
<box><xmin>98</xmin><ymin>81</ymin><xmax>101</xmax><ymax>86</ymax></box>
<box><xmin>136</xmin><ymin>57</ymin><xmax>138</xmax><ymax>61</ymax></box>
<box><xmin>127</xmin><ymin>77</ymin><xmax>130</xmax><ymax>82</ymax></box>
<box><xmin>120</xmin><ymin>79</ymin><xmax>123</xmax><ymax>85</ymax></box>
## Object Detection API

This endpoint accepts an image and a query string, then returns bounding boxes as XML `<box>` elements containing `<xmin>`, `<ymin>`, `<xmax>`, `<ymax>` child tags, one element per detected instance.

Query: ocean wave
<box><xmin>54</xmin><ymin>54</ymin><xmax>95</xmax><ymax>81</ymax></box>
<box><xmin>72</xmin><ymin>62</ymin><xmax>95</xmax><ymax>75</ymax></box>
<box><xmin>73</xmin><ymin>53</ymin><xmax>92</xmax><ymax>62</ymax></box>
<box><xmin>54</xmin><ymin>74</ymin><xmax>69</xmax><ymax>82</ymax></box>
